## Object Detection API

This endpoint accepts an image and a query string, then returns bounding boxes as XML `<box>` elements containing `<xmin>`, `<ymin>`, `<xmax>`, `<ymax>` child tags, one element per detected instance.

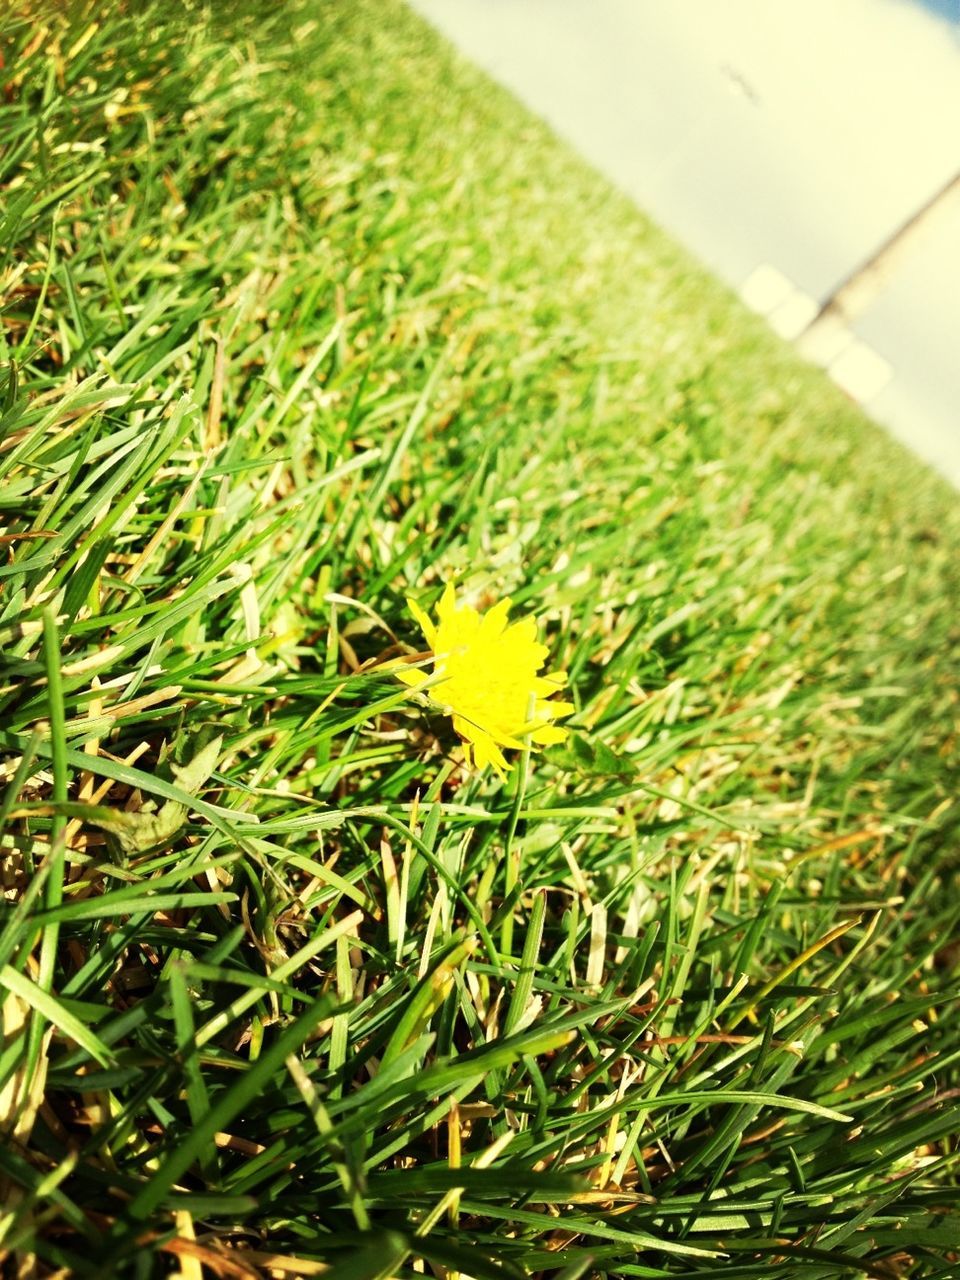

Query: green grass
<box><xmin>1</xmin><ymin>0</ymin><xmax>959</xmax><ymax>1276</ymax></box>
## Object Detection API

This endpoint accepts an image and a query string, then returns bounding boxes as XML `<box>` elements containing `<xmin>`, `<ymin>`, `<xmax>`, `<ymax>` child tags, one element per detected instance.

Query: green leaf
<box><xmin>86</xmin><ymin>734</ymin><xmax>222</xmax><ymax>855</ymax></box>
<box><xmin>0</xmin><ymin>965</ymin><xmax>116</xmax><ymax>1068</ymax></box>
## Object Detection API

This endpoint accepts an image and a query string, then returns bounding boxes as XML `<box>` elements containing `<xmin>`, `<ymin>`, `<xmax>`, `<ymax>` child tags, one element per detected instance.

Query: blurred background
<box><xmin>408</xmin><ymin>0</ymin><xmax>960</xmax><ymax>487</ymax></box>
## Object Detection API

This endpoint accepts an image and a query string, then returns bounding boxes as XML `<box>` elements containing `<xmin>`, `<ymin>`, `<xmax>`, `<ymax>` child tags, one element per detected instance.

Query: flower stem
<box><xmin>500</xmin><ymin>709</ymin><xmax>533</xmax><ymax>960</ymax></box>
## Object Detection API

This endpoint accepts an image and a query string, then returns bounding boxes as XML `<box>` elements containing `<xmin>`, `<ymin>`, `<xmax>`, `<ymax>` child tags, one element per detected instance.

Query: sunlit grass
<box><xmin>1</xmin><ymin>1</ymin><xmax>958</xmax><ymax>1276</ymax></box>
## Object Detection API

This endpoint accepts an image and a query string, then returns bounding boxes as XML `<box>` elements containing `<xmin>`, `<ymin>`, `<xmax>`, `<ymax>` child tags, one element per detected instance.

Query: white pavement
<box><xmin>407</xmin><ymin>0</ymin><xmax>960</xmax><ymax>488</ymax></box>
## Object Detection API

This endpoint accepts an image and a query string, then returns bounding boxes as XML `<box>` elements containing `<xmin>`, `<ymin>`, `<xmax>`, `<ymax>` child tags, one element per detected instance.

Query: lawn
<box><xmin>1</xmin><ymin>1</ymin><xmax>959</xmax><ymax>1276</ymax></box>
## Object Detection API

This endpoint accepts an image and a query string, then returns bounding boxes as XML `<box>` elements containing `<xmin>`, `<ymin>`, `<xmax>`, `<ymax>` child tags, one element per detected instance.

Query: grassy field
<box><xmin>2</xmin><ymin>0</ymin><xmax>959</xmax><ymax>1276</ymax></box>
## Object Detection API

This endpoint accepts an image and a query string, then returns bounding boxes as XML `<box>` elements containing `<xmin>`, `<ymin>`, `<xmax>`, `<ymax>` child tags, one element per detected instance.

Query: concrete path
<box><xmin>407</xmin><ymin>0</ymin><xmax>960</xmax><ymax>487</ymax></box>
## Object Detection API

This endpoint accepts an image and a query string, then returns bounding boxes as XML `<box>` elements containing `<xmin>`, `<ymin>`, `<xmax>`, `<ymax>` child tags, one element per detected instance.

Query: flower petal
<box><xmin>470</xmin><ymin>731</ymin><xmax>509</xmax><ymax>777</ymax></box>
<box><xmin>480</xmin><ymin>597</ymin><xmax>511</xmax><ymax>638</ymax></box>
<box><xmin>504</xmin><ymin>616</ymin><xmax>538</xmax><ymax>646</ymax></box>
<box><xmin>396</xmin><ymin>666</ymin><xmax>429</xmax><ymax>689</ymax></box>
<box><xmin>530</xmin><ymin>723</ymin><xmax>568</xmax><ymax>745</ymax></box>
<box><xmin>406</xmin><ymin>597</ymin><xmax>437</xmax><ymax>647</ymax></box>
<box><xmin>436</xmin><ymin>580</ymin><xmax>458</xmax><ymax>625</ymax></box>
<box><xmin>538</xmin><ymin>699</ymin><xmax>575</xmax><ymax>720</ymax></box>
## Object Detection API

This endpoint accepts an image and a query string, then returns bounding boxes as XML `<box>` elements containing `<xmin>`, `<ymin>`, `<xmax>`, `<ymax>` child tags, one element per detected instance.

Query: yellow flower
<box><xmin>397</xmin><ymin>583</ymin><xmax>573</xmax><ymax>776</ymax></box>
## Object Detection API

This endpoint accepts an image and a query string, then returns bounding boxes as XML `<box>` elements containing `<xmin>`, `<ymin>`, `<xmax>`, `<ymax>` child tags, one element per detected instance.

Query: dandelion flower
<box><xmin>397</xmin><ymin>582</ymin><xmax>573</xmax><ymax>775</ymax></box>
